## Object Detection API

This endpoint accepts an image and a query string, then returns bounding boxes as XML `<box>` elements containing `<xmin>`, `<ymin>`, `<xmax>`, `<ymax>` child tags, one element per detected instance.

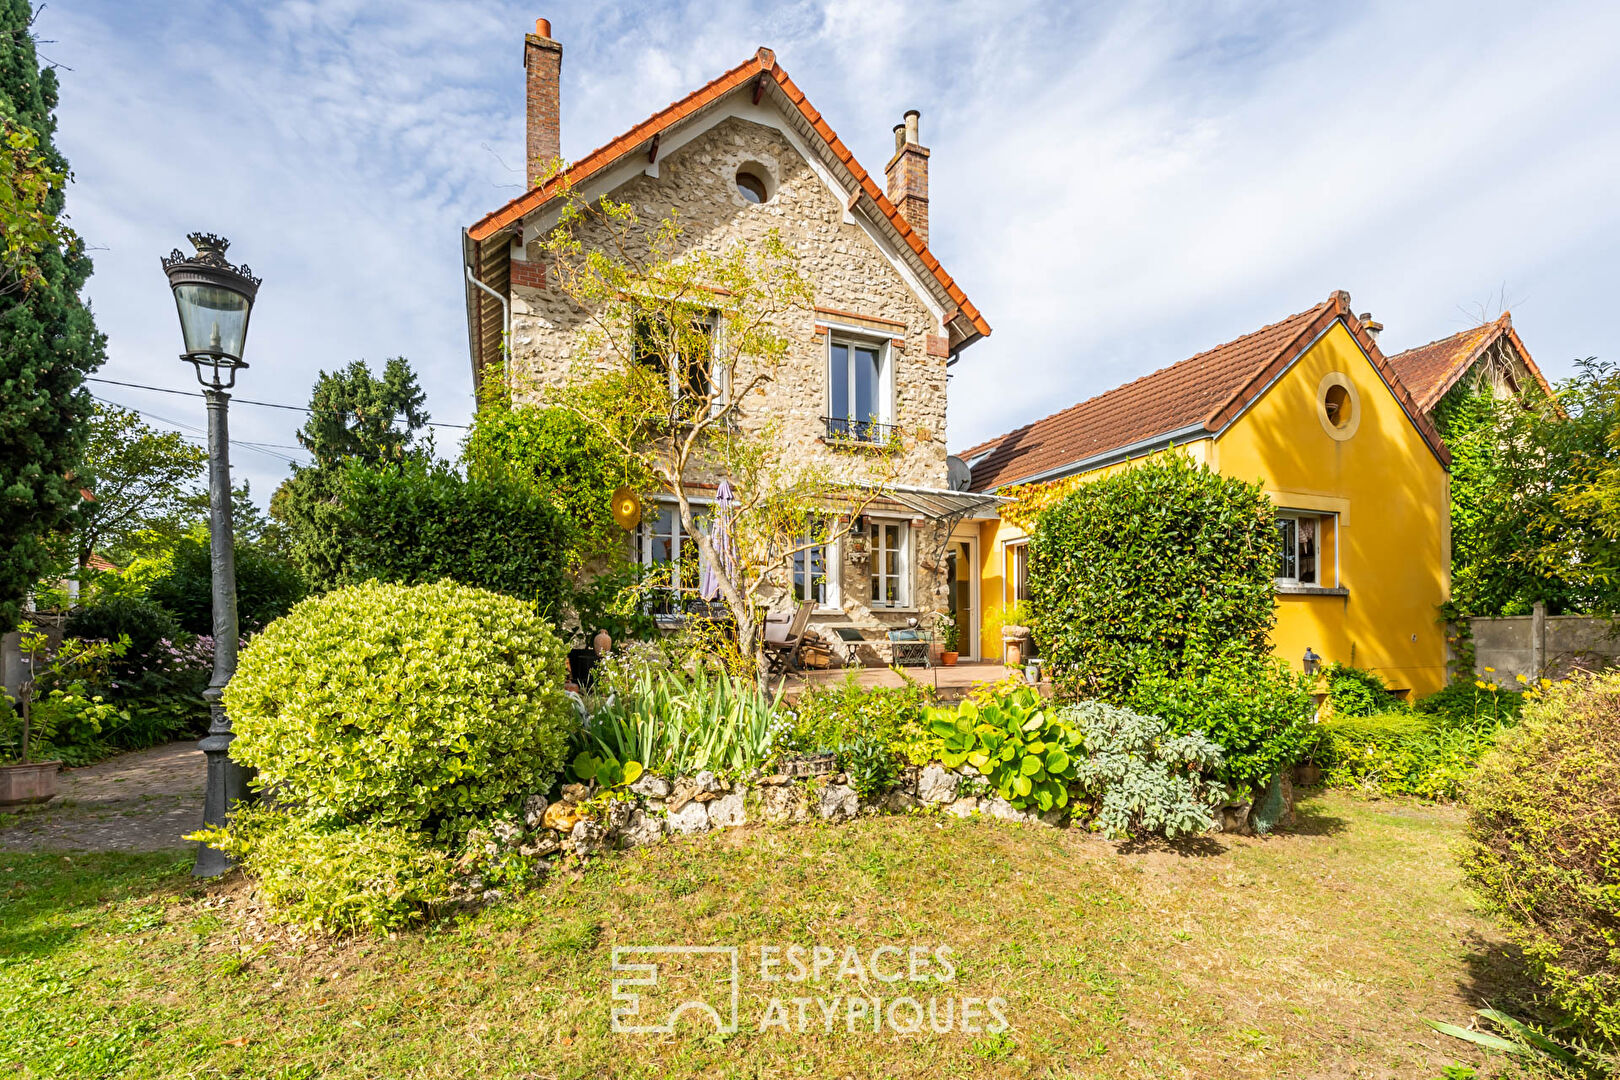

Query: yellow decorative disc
<box><xmin>611</xmin><ymin>486</ymin><xmax>642</xmax><ymax>530</ymax></box>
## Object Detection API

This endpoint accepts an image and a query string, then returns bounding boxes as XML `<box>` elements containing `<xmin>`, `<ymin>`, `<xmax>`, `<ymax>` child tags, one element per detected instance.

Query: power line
<box><xmin>89</xmin><ymin>394</ymin><xmax>314</xmax><ymax>467</ymax></box>
<box><xmin>86</xmin><ymin>376</ymin><xmax>469</xmax><ymax>429</ymax></box>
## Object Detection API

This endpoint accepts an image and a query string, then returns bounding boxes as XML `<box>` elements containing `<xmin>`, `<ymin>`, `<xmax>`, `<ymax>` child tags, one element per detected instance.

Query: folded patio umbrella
<box><xmin>700</xmin><ymin>479</ymin><xmax>738</xmax><ymax>601</ymax></box>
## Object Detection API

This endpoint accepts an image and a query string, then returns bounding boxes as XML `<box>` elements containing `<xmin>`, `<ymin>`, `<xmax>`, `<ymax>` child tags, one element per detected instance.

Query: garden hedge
<box><xmin>224</xmin><ymin>579</ymin><xmax>576</xmax><ymax>840</ymax></box>
<box><xmin>1027</xmin><ymin>452</ymin><xmax>1278</xmax><ymax>700</ymax></box>
<box><xmin>1462</xmin><ymin>673</ymin><xmax>1620</xmax><ymax>1044</ymax></box>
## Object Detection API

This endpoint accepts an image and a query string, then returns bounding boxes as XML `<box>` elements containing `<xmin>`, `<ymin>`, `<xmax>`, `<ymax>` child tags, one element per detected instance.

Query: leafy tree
<box><xmin>1436</xmin><ymin>358</ymin><xmax>1620</xmax><ymax>615</ymax></box>
<box><xmin>296</xmin><ymin>356</ymin><xmax>429</xmax><ymax>466</ymax></box>
<box><xmin>534</xmin><ymin>190</ymin><xmax>904</xmax><ymax>679</ymax></box>
<box><xmin>274</xmin><ymin>357</ymin><xmax>431</xmax><ymax>584</ymax></box>
<box><xmin>462</xmin><ymin>403</ymin><xmax>651</xmax><ymax>569</ymax></box>
<box><xmin>0</xmin><ymin>0</ymin><xmax>106</xmax><ymax>627</ymax></box>
<box><xmin>1027</xmin><ymin>452</ymin><xmax>1279</xmax><ymax>700</ymax></box>
<box><xmin>145</xmin><ymin>525</ymin><xmax>308</xmax><ymax>635</ymax></box>
<box><xmin>75</xmin><ymin>403</ymin><xmax>206</xmax><ymax>568</ymax></box>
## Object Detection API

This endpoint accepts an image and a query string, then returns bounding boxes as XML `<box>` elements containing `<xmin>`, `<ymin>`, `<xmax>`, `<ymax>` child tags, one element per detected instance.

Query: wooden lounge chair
<box><xmin>764</xmin><ymin>600</ymin><xmax>816</xmax><ymax>675</ymax></box>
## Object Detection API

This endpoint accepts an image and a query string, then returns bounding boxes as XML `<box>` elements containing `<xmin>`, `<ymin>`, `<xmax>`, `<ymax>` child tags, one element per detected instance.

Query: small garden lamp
<box><xmin>162</xmin><ymin>232</ymin><xmax>260</xmax><ymax>878</ymax></box>
<box><xmin>1302</xmin><ymin>647</ymin><xmax>1322</xmax><ymax>676</ymax></box>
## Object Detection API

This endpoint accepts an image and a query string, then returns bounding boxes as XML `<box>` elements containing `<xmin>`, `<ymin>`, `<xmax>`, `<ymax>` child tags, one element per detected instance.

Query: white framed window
<box><xmin>633</xmin><ymin>310</ymin><xmax>720</xmax><ymax>406</ymax></box>
<box><xmin>1275</xmin><ymin>511</ymin><xmax>1335</xmax><ymax>586</ymax></box>
<box><xmin>869</xmin><ymin>519</ymin><xmax>910</xmax><ymax>608</ymax></box>
<box><xmin>827</xmin><ymin>336</ymin><xmax>891</xmax><ymax>442</ymax></box>
<box><xmin>792</xmin><ymin>535</ymin><xmax>835</xmax><ymax>607</ymax></box>
<box><xmin>1004</xmin><ymin>540</ymin><xmax>1029</xmax><ymax>604</ymax></box>
<box><xmin>633</xmin><ymin>502</ymin><xmax>709</xmax><ymax>597</ymax></box>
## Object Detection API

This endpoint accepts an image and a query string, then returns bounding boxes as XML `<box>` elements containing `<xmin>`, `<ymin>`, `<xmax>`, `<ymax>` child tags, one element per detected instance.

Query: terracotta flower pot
<box><xmin>0</xmin><ymin>760</ymin><xmax>61</xmax><ymax>806</ymax></box>
<box><xmin>941</xmin><ymin>651</ymin><xmax>959</xmax><ymax>667</ymax></box>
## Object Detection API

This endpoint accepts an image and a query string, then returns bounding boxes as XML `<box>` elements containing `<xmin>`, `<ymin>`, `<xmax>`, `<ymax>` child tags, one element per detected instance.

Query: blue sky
<box><xmin>41</xmin><ymin>0</ymin><xmax>1620</xmax><ymax>502</ymax></box>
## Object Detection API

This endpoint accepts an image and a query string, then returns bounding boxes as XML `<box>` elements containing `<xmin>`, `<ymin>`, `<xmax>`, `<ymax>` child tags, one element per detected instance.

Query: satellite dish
<box><xmin>946</xmin><ymin>455</ymin><xmax>973</xmax><ymax>492</ymax></box>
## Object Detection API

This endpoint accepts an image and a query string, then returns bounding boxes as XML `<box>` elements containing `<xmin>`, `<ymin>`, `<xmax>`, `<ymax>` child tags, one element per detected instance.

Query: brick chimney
<box><xmin>1358</xmin><ymin>312</ymin><xmax>1383</xmax><ymax>344</ymax></box>
<box><xmin>524</xmin><ymin>18</ymin><xmax>562</xmax><ymax>187</ymax></box>
<box><xmin>885</xmin><ymin>109</ymin><xmax>930</xmax><ymax>247</ymax></box>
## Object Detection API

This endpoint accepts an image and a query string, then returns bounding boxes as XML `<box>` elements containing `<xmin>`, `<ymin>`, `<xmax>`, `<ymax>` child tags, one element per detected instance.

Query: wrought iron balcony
<box><xmin>823</xmin><ymin>415</ymin><xmax>896</xmax><ymax>444</ymax></box>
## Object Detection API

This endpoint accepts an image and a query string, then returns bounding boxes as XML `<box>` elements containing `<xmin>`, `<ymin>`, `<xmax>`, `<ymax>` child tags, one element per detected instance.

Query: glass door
<box><xmin>945</xmin><ymin>540</ymin><xmax>976</xmax><ymax>659</ymax></box>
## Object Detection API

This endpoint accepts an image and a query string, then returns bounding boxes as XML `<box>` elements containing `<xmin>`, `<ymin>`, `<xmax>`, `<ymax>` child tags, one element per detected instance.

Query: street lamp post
<box><xmin>161</xmin><ymin>233</ymin><xmax>261</xmax><ymax>878</ymax></box>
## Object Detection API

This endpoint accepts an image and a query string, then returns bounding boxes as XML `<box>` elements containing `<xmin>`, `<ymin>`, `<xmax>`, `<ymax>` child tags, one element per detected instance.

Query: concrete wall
<box><xmin>1470</xmin><ymin>610</ymin><xmax>1620</xmax><ymax>682</ymax></box>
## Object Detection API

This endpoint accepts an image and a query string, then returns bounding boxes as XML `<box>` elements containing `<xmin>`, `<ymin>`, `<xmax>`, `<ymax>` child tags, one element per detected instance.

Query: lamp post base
<box><xmin>193</xmin><ymin>704</ymin><xmax>250</xmax><ymax>878</ymax></box>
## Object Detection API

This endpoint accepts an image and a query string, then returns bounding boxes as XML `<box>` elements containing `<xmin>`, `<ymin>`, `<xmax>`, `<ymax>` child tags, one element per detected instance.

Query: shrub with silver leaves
<box><xmin>1064</xmin><ymin>700</ymin><xmax>1227</xmax><ymax>840</ymax></box>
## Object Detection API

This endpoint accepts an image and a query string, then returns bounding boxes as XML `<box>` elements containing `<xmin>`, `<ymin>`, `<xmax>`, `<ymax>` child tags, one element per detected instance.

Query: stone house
<box><xmin>461</xmin><ymin>20</ymin><xmax>997</xmax><ymax>655</ymax></box>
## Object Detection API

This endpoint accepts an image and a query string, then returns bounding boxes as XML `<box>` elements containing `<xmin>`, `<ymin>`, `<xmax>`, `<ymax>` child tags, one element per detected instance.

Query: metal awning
<box><xmin>882</xmin><ymin>483</ymin><xmax>1008</xmax><ymax>521</ymax></box>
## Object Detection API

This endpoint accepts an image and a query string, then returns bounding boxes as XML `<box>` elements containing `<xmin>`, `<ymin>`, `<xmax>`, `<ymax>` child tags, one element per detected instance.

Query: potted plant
<box><xmin>999</xmin><ymin>601</ymin><xmax>1033</xmax><ymax>667</ymax></box>
<box><xmin>935</xmin><ymin>612</ymin><xmax>960</xmax><ymax>666</ymax></box>
<box><xmin>1</xmin><ymin>633</ymin><xmax>61</xmax><ymax>807</ymax></box>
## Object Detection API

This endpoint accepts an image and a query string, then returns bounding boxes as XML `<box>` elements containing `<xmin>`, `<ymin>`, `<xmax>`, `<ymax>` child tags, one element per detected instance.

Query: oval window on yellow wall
<box><xmin>1316</xmin><ymin>371</ymin><xmax>1361</xmax><ymax>440</ymax></box>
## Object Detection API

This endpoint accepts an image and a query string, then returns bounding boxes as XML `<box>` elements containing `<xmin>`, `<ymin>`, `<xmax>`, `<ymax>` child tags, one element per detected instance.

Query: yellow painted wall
<box><xmin>976</xmin><ymin>322</ymin><xmax>1452</xmax><ymax>695</ymax></box>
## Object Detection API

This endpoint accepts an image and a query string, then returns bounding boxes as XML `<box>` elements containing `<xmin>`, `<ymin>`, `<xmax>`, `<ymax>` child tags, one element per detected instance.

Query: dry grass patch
<box><xmin>2</xmin><ymin>792</ymin><xmax>1539</xmax><ymax>1078</ymax></box>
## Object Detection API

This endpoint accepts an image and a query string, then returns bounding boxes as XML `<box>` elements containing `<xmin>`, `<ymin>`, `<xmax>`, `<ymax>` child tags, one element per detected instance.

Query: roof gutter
<box><xmin>984</xmin><ymin>423</ymin><xmax>1212</xmax><ymax>493</ymax></box>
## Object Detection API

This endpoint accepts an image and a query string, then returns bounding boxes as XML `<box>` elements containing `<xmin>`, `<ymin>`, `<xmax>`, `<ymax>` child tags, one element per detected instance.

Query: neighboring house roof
<box><xmin>962</xmin><ymin>291</ymin><xmax>1450</xmax><ymax>492</ymax></box>
<box><xmin>1384</xmin><ymin>312</ymin><xmax>1553</xmax><ymax>413</ymax></box>
<box><xmin>463</xmin><ymin>47</ymin><xmax>990</xmax><ymax>386</ymax></box>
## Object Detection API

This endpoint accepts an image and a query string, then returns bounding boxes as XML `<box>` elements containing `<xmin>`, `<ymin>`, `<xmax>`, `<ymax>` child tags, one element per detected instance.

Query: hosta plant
<box><xmin>1064</xmin><ymin>700</ymin><xmax>1226</xmax><ymax>840</ymax></box>
<box><xmin>924</xmin><ymin>687</ymin><xmax>1082</xmax><ymax>812</ymax></box>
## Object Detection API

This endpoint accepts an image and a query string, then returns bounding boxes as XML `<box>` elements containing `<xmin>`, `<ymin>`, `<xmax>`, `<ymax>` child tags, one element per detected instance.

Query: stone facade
<box><xmin>506</xmin><ymin>115</ymin><xmax>957</xmax><ymax>639</ymax></box>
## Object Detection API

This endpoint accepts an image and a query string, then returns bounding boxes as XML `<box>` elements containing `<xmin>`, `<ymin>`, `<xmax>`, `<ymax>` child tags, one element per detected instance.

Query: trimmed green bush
<box><xmin>1462</xmin><ymin>673</ymin><xmax>1620</xmax><ymax>1044</ymax></box>
<box><xmin>193</xmin><ymin>806</ymin><xmax>455</xmax><ymax>934</ymax></box>
<box><xmin>1128</xmin><ymin>654</ymin><xmax>1316</xmax><ymax>791</ymax></box>
<box><xmin>64</xmin><ymin>595</ymin><xmax>178</xmax><ymax>676</ymax></box>
<box><xmin>224</xmin><ymin>579</ymin><xmax>575</xmax><ymax>840</ymax></box>
<box><xmin>1028</xmin><ymin>453</ymin><xmax>1278</xmax><ymax>700</ymax></box>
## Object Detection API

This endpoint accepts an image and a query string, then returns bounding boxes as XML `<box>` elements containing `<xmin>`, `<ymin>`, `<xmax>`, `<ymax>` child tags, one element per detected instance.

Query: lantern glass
<box><xmin>172</xmin><ymin>281</ymin><xmax>252</xmax><ymax>361</ymax></box>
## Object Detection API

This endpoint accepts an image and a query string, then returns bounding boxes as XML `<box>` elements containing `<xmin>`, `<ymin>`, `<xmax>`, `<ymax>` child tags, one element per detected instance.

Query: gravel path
<box><xmin>0</xmin><ymin>741</ymin><xmax>205</xmax><ymax>853</ymax></box>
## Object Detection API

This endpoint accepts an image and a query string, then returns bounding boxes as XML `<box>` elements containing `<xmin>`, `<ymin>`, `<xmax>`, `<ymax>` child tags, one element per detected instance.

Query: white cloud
<box><xmin>39</xmin><ymin>0</ymin><xmax>1620</xmax><ymax>499</ymax></box>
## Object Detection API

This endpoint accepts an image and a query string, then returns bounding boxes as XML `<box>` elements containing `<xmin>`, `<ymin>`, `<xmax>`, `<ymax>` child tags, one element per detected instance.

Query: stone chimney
<box><xmin>1358</xmin><ymin>311</ymin><xmax>1383</xmax><ymax>344</ymax></box>
<box><xmin>524</xmin><ymin>18</ymin><xmax>562</xmax><ymax>187</ymax></box>
<box><xmin>885</xmin><ymin>109</ymin><xmax>930</xmax><ymax>247</ymax></box>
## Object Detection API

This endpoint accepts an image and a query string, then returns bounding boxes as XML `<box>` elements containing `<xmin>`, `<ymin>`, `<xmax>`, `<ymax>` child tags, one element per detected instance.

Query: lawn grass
<box><xmin>2</xmin><ymin>792</ymin><xmax>1536</xmax><ymax>1079</ymax></box>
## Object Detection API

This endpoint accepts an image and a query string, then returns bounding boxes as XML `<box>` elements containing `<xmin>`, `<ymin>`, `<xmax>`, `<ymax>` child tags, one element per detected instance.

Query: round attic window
<box><xmin>735</xmin><ymin>166</ymin><xmax>771</xmax><ymax>204</ymax></box>
<box><xmin>1316</xmin><ymin>372</ymin><xmax>1361</xmax><ymax>440</ymax></box>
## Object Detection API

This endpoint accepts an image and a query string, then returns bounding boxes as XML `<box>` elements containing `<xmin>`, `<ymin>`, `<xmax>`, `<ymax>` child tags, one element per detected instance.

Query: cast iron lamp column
<box><xmin>161</xmin><ymin>233</ymin><xmax>261</xmax><ymax>878</ymax></box>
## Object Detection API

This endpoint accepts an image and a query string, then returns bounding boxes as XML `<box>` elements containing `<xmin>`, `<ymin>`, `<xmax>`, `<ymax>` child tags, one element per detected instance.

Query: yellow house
<box><xmin>954</xmin><ymin>291</ymin><xmax>1453</xmax><ymax>698</ymax></box>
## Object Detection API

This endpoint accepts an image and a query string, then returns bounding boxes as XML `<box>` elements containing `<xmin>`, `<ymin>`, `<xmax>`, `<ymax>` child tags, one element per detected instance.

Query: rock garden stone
<box><xmin>520</xmin><ymin>834</ymin><xmax>561</xmax><ymax>858</ymax></box>
<box><xmin>945</xmin><ymin>796</ymin><xmax>979</xmax><ymax>818</ymax></box>
<box><xmin>605</xmin><ymin>798</ymin><xmax>635</xmax><ymax>832</ymax></box>
<box><xmin>561</xmin><ymin>783</ymin><xmax>590</xmax><ymax>803</ymax></box>
<box><xmin>758</xmin><ymin>773</ymin><xmax>790</xmax><ymax>786</ymax></box>
<box><xmin>818</xmin><ymin>783</ymin><xmax>858</xmax><ymax>823</ymax></box>
<box><xmin>629</xmin><ymin>773</ymin><xmax>673</xmax><ymax>799</ymax></box>
<box><xmin>882</xmin><ymin>790</ymin><xmax>920</xmax><ymax>814</ymax></box>
<box><xmin>542</xmin><ymin>801</ymin><xmax>583</xmax><ymax>833</ymax></box>
<box><xmin>668</xmin><ymin>799</ymin><xmax>710</xmax><ymax>834</ymax></box>
<box><xmin>522</xmin><ymin>794</ymin><xmax>549</xmax><ymax>829</ymax></box>
<box><xmin>917</xmin><ymin>764</ymin><xmax>960</xmax><ymax>804</ymax></box>
<box><xmin>709</xmin><ymin>790</ymin><xmax>747</xmax><ymax>827</ymax></box>
<box><xmin>694</xmin><ymin>770</ymin><xmax>727</xmax><ymax>794</ymax></box>
<box><xmin>567</xmin><ymin>817</ymin><xmax>609</xmax><ymax>856</ymax></box>
<box><xmin>760</xmin><ymin>783</ymin><xmax>807</xmax><ymax>823</ymax></box>
<box><xmin>983</xmin><ymin>796</ymin><xmax>1035</xmax><ymax>823</ymax></box>
<box><xmin>620</xmin><ymin>809</ymin><xmax>665</xmax><ymax>848</ymax></box>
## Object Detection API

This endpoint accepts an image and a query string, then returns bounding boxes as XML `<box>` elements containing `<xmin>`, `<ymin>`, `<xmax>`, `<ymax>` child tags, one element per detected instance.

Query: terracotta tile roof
<box><xmin>1385</xmin><ymin>313</ymin><xmax>1552</xmax><ymax>412</ymax></box>
<box><xmin>963</xmin><ymin>292</ymin><xmax>1449</xmax><ymax>491</ymax></box>
<box><xmin>467</xmin><ymin>47</ymin><xmax>990</xmax><ymax>344</ymax></box>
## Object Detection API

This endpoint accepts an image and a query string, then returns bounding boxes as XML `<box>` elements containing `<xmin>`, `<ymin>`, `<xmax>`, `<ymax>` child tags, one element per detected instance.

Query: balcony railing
<box><xmin>823</xmin><ymin>415</ymin><xmax>897</xmax><ymax>444</ymax></box>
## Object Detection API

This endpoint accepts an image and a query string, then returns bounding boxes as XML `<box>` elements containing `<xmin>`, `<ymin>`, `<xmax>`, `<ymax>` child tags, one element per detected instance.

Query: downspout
<box><xmin>465</xmin><ymin>262</ymin><xmax>512</xmax><ymax>396</ymax></box>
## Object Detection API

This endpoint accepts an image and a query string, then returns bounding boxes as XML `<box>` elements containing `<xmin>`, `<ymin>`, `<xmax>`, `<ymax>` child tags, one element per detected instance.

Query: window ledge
<box><xmin>1274</xmin><ymin>583</ymin><xmax>1348</xmax><ymax>597</ymax></box>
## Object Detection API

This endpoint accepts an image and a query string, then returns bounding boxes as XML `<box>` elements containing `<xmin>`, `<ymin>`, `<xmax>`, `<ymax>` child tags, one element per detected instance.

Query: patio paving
<box><xmin>0</xmin><ymin>741</ymin><xmax>204</xmax><ymax>853</ymax></box>
<box><xmin>777</xmin><ymin>660</ymin><xmax>1048</xmax><ymax>700</ymax></box>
